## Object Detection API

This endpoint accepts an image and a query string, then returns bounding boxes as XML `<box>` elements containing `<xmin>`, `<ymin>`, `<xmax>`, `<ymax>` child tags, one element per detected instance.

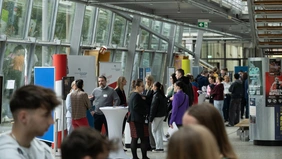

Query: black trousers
<box><xmin>94</xmin><ymin>114</ymin><xmax>108</xmax><ymax>135</ymax></box>
<box><xmin>229</xmin><ymin>98</ymin><xmax>241</xmax><ymax>126</ymax></box>
<box><xmin>223</xmin><ymin>94</ymin><xmax>231</xmax><ymax>121</ymax></box>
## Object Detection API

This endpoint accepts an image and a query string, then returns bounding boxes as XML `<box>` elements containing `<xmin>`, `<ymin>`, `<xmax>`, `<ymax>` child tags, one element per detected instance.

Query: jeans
<box><xmin>214</xmin><ymin>100</ymin><xmax>224</xmax><ymax>118</ymax></box>
<box><xmin>223</xmin><ymin>94</ymin><xmax>231</xmax><ymax>121</ymax></box>
<box><xmin>151</xmin><ymin>117</ymin><xmax>165</xmax><ymax>149</ymax></box>
<box><xmin>66</xmin><ymin>117</ymin><xmax>73</xmax><ymax>135</ymax></box>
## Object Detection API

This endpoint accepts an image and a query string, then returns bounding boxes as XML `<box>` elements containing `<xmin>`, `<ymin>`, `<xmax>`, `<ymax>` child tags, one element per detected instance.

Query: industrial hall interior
<box><xmin>0</xmin><ymin>0</ymin><xmax>282</xmax><ymax>159</ymax></box>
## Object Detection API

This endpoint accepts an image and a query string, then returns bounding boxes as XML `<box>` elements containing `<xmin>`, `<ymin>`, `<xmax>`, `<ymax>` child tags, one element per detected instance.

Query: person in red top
<box><xmin>186</xmin><ymin>74</ymin><xmax>198</xmax><ymax>105</ymax></box>
<box><xmin>211</xmin><ymin>77</ymin><xmax>224</xmax><ymax>118</ymax></box>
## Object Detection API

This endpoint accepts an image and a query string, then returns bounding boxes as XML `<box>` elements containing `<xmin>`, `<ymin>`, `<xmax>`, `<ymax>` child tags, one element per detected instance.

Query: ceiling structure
<box><xmin>69</xmin><ymin>0</ymin><xmax>251</xmax><ymax>40</ymax></box>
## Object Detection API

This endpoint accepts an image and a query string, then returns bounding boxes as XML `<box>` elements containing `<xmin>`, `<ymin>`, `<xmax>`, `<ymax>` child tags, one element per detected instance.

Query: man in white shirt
<box><xmin>0</xmin><ymin>85</ymin><xmax>61</xmax><ymax>159</ymax></box>
<box><xmin>65</xmin><ymin>80</ymin><xmax>77</xmax><ymax>135</ymax></box>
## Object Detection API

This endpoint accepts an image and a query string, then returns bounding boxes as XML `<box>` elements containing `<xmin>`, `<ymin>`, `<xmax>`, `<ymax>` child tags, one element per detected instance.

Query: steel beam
<box><xmin>0</xmin><ymin>0</ymin><xmax>3</xmax><ymax>18</ymax></box>
<box><xmin>107</xmin><ymin>12</ymin><xmax>115</xmax><ymax>46</ymax></box>
<box><xmin>70</xmin><ymin>3</ymin><xmax>86</xmax><ymax>55</ymax></box>
<box><xmin>124</xmin><ymin>15</ymin><xmax>141</xmax><ymax>95</ymax></box>
<box><xmin>91</xmin><ymin>8</ymin><xmax>99</xmax><ymax>44</ymax></box>
<box><xmin>25</xmin><ymin>43</ymin><xmax>36</xmax><ymax>84</ymax></box>
<box><xmin>24</xmin><ymin>0</ymin><xmax>34</xmax><ymax>39</ymax></box>
<box><xmin>194</xmin><ymin>30</ymin><xmax>204</xmax><ymax>66</ymax></box>
<box><xmin>50</xmin><ymin>0</ymin><xmax>59</xmax><ymax>40</ymax></box>
<box><xmin>0</xmin><ymin>40</ymin><xmax>7</xmax><ymax>75</ymax></box>
<box><xmin>247</xmin><ymin>0</ymin><xmax>257</xmax><ymax>48</ymax></box>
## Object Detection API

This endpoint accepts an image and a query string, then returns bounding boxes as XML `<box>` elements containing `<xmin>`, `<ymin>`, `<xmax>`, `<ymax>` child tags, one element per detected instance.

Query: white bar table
<box><xmin>100</xmin><ymin>106</ymin><xmax>130</xmax><ymax>159</ymax></box>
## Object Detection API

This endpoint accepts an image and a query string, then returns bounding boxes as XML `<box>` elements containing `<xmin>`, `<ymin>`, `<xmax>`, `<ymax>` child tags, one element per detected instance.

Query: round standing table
<box><xmin>100</xmin><ymin>106</ymin><xmax>130</xmax><ymax>159</ymax></box>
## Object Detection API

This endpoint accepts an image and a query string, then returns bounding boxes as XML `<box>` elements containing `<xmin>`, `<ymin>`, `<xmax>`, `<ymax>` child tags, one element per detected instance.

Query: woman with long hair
<box><xmin>169</xmin><ymin>81</ymin><xmax>189</xmax><ymax>128</ymax></box>
<box><xmin>115</xmin><ymin>76</ymin><xmax>127</xmax><ymax>106</ymax></box>
<box><xmin>71</xmin><ymin>79</ymin><xmax>92</xmax><ymax>129</ymax></box>
<box><xmin>149</xmin><ymin>82</ymin><xmax>167</xmax><ymax>152</ymax></box>
<box><xmin>211</xmin><ymin>77</ymin><xmax>224</xmax><ymax>117</ymax></box>
<box><xmin>127</xmin><ymin>79</ymin><xmax>149</xmax><ymax>159</ymax></box>
<box><xmin>182</xmin><ymin>103</ymin><xmax>237</xmax><ymax>159</ymax></box>
<box><xmin>222</xmin><ymin>75</ymin><xmax>232</xmax><ymax>122</ymax></box>
<box><xmin>164</xmin><ymin>73</ymin><xmax>177</xmax><ymax>123</ymax></box>
<box><xmin>167</xmin><ymin>125</ymin><xmax>220</xmax><ymax>159</ymax></box>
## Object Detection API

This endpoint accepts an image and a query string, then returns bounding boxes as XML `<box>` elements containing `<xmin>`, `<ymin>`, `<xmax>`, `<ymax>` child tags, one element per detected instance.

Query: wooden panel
<box><xmin>256</xmin><ymin>18</ymin><xmax>282</xmax><ymax>22</ymax></box>
<box><xmin>257</xmin><ymin>26</ymin><xmax>282</xmax><ymax>30</ymax></box>
<box><xmin>254</xmin><ymin>1</ymin><xmax>282</xmax><ymax>5</ymax></box>
<box><xmin>258</xmin><ymin>34</ymin><xmax>282</xmax><ymax>37</ymax></box>
<box><xmin>255</xmin><ymin>10</ymin><xmax>282</xmax><ymax>14</ymax></box>
<box><xmin>259</xmin><ymin>42</ymin><xmax>282</xmax><ymax>45</ymax></box>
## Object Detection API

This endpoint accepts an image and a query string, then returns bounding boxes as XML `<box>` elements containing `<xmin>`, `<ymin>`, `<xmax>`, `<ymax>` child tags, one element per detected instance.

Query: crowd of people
<box><xmin>0</xmin><ymin>66</ymin><xmax>249</xmax><ymax>159</ymax></box>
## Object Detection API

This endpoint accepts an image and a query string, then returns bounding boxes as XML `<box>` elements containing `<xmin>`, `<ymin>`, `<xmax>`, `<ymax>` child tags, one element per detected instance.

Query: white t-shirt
<box><xmin>0</xmin><ymin>133</ymin><xmax>55</xmax><ymax>159</ymax></box>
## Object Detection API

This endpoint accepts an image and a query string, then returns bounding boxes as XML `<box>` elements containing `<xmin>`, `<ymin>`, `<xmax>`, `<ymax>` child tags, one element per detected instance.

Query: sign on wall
<box><xmin>99</xmin><ymin>62</ymin><xmax>122</xmax><ymax>89</ymax></box>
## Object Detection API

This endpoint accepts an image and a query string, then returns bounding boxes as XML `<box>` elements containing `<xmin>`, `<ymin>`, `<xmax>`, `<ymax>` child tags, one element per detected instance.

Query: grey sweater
<box><xmin>91</xmin><ymin>86</ymin><xmax>120</xmax><ymax>115</ymax></box>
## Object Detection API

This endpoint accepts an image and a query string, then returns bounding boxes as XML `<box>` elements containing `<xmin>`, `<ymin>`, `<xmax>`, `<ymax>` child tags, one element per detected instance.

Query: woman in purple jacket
<box><xmin>169</xmin><ymin>81</ymin><xmax>189</xmax><ymax>128</ymax></box>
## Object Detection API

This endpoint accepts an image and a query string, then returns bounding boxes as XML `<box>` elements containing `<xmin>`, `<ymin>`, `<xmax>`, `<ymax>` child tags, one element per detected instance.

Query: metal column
<box><xmin>0</xmin><ymin>0</ymin><xmax>3</xmax><ymax>18</ymax></box>
<box><xmin>70</xmin><ymin>3</ymin><xmax>86</xmax><ymax>55</ymax></box>
<box><xmin>163</xmin><ymin>24</ymin><xmax>176</xmax><ymax>89</ymax></box>
<box><xmin>0</xmin><ymin>39</ymin><xmax>7</xmax><ymax>75</ymax></box>
<box><xmin>223</xmin><ymin>40</ymin><xmax>227</xmax><ymax>68</ymax></box>
<box><xmin>124</xmin><ymin>15</ymin><xmax>140</xmax><ymax>95</ymax></box>
<box><xmin>194</xmin><ymin>30</ymin><xmax>204</xmax><ymax>66</ymax></box>
<box><xmin>23</xmin><ymin>0</ymin><xmax>34</xmax><ymax>39</ymax></box>
<box><xmin>107</xmin><ymin>12</ymin><xmax>115</xmax><ymax>46</ymax></box>
<box><xmin>25</xmin><ymin>43</ymin><xmax>36</xmax><ymax>84</ymax></box>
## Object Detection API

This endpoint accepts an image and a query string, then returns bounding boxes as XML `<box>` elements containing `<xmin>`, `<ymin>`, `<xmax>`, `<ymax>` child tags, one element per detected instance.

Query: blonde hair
<box><xmin>224</xmin><ymin>75</ymin><xmax>230</xmax><ymax>82</ymax></box>
<box><xmin>145</xmin><ymin>75</ymin><xmax>154</xmax><ymax>90</ymax></box>
<box><xmin>115</xmin><ymin>76</ymin><xmax>126</xmax><ymax>90</ymax></box>
<box><xmin>167</xmin><ymin>125</ymin><xmax>220</xmax><ymax>159</ymax></box>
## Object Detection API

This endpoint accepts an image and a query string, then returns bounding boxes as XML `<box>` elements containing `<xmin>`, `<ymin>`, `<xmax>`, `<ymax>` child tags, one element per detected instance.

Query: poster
<box><xmin>145</xmin><ymin>68</ymin><xmax>151</xmax><ymax>77</ymax></box>
<box><xmin>269</xmin><ymin>59</ymin><xmax>281</xmax><ymax>76</ymax></box>
<box><xmin>265</xmin><ymin>72</ymin><xmax>282</xmax><ymax>107</ymax></box>
<box><xmin>99</xmin><ymin>62</ymin><xmax>122</xmax><ymax>89</ymax></box>
<box><xmin>248</xmin><ymin>61</ymin><xmax>263</xmax><ymax>95</ymax></box>
<box><xmin>275</xmin><ymin>106</ymin><xmax>282</xmax><ymax>140</ymax></box>
<box><xmin>138</xmin><ymin>67</ymin><xmax>144</xmax><ymax>80</ymax></box>
<box><xmin>68</xmin><ymin>56</ymin><xmax>97</xmax><ymax>95</ymax></box>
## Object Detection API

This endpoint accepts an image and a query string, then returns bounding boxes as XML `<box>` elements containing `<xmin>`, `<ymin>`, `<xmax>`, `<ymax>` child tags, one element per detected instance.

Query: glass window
<box><xmin>132</xmin><ymin>52</ymin><xmax>141</xmax><ymax>80</ymax></box>
<box><xmin>139</xmin><ymin>29</ymin><xmax>149</xmax><ymax>49</ymax></box>
<box><xmin>141</xmin><ymin>52</ymin><xmax>153</xmax><ymax>68</ymax></box>
<box><xmin>112</xmin><ymin>15</ymin><xmax>126</xmax><ymax>47</ymax></box>
<box><xmin>152</xmin><ymin>53</ymin><xmax>166</xmax><ymax>83</ymax></box>
<box><xmin>152</xmin><ymin>20</ymin><xmax>161</xmax><ymax>33</ymax></box>
<box><xmin>0</xmin><ymin>0</ymin><xmax>28</xmax><ymax>38</ymax></box>
<box><xmin>82</xmin><ymin>6</ymin><xmax>96</xmax><ymax>45</ymax></box>
<box><xmin>95</xmin><ymin>8</ymin><xmax>112</xmax><ymax>45</ymax></box>
<box><xmin>114</xmin><ymin>51</ymin><xmax>128</xmax><ymax>76</ymax></box>
<box><xmin>28</xmin><ymin>0</ymin><xmax>54</xmax><ymax>41</ymax></box>
<box><xmin>150</xmin><ymin>35</ymin><xmax>159</xmax><ymax>50</ymax></box>
<box><xmin>162</xmin><ymin>23</ymin><xmax>171</xmax><ymax>38</ymax></box>
<box><xmin>54</xmin><ymin>1</ymin><xmax>75</xmax><ymax>43</ymax></box>
<box><xmin>1</xmin><ymin>44</ymin><xmax>30</xmax><ymax>122</ymax></box>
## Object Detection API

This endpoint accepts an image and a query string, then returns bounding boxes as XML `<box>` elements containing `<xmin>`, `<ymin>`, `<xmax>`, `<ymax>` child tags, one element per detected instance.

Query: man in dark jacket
<box><xmin>227</xmin><ymin>73</ymin><xmax>243</xmax><ymax>126</ymax></box>
<box><xmin>197</xmin><ymin>70</ymin><xmax>209</xmax><ymax>90</ymax></box>
<box><xmin>175</xmin><ymin>69</ymin><xmax>194</xmax><ymax>106</ymax></box>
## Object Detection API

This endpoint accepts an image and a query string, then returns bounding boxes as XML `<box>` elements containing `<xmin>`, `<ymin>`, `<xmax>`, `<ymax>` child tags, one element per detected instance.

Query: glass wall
<box><xmin>114</xmin><ymin>50</ymin><xmax>128</xmax><ymax>76</ymax></box>
<box><xmin>82</xmin><ymin>6</ymin><xmax>96</xmax><ymax>45</ymax></box>
<box><xmin>29</xmin><ymin>0</ymin><xmax>55</xmax><ymax>41</ymax></box>
<box><xmin>54</xmin><ymin>1</ymin><xmax>75</xmax><ymax>43</ymax></box>
<box><xmin>95</xmin><ymin>8</ymin><xmax>112</xmax><ymax>44</ymax></box>
<box><xmin>152</xmin><ymin>53</ymin><xmax>166</xmax><ymax>83</ymax></box>
<box><xmin>0</xmin><ymin>0</ymin><xmax>28</xmax><ymax>38</ymax></box>
<box><xmin>112</xmin><ymin>15</ymin><xmax>126</xmax><ymax>47</ymax></box>
<box><xmin>139</xmin><ymin>29</ymin><xmax>149</xmax><ymax>49</ymax></box>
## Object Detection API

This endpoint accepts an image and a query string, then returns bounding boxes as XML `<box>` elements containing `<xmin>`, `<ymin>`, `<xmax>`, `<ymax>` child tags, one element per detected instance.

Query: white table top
<box><xmin>100</xmin><ymin>106</ymin><xmax>128</xmax><ymax>110</ymax></box>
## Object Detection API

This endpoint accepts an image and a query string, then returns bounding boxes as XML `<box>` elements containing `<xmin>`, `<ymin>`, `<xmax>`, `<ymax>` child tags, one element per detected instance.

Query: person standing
<box><xmin>149</xmin><ymin>82</ymin><xmax>167</xmax><ymax>153</ymax></box>
<box><xmin>90</xmin><ymin>75</ymin><xmax>120</xmax><ymax>134</ymax></box>
<box><xmin>222</xmin><ymin>75</ymin><xmax>232</xmax><ymax>122</ymax></box>
<box><xmin>211</xmin><ymin>77</ymin><xmax>224</xmax><ymax>118</ymax></box>
<box><xmin>175</xmin><ymin>68</ymin><xmax>194</xmax><ymax>106</ymax></box>
<box><xmin>169</xmin><ymin>81</ymin><xmax>189</xmax><ymax>128</ymax></box>
<box><xmin>127</xmin><ymin>79</ymin><xmax>149</xmax><ymax>159</ymax></box>
<box><xmin>0</xmin><ymin>85</ymin><xmax>61</xmax><ymax>159</ymax></box>
<box><xmin>227</xmin><ymin>73</ymin><xmax>243</xmax><ymax>127</ymax></box>
<box><xmin>143</xmin><ymin>75</ymin><xmax>156</xmax><ymax>150</ymax></box>
<box><xmin>207</xmin><ymin>76</ymin><xmax>216</xmax><ymax>104</ymax></box>
<box><xmin>65</xmin><ymin>80</ymin><xmax>77</xmax><ymax>135</ymax></box>
<box><xmin>71</xmin><ymin>79</ymin><xmax>93</xmax><ymax>129</ymax></box>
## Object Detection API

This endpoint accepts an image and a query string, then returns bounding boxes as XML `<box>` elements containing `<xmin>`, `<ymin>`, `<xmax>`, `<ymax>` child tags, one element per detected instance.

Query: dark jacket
<box><xmin>127</xmin><ymin>92</ymin><xmax>147</xmax><ymax>123</ymax></box>
<box><xmin>149</xmin><ymin>91</ymin><xmax>167</xmax><ymax>122</ymax></box>
<box><xmin>178</xmin><ymin>76</ymin><xmax>194</xmax><ymax>106</ymax></box>
<box><xmin>143</xmin><ymin>89</ymin><xmax>154</xmax><ymax>114</ymax></box>
<box><xmin>197</xmin><ymin>75</ymin><xmax>209</xmax><ymax>90</ymax></box>
<box><xmin>211</xmin><ymin>83</ymin><xmax>224</xmax><ymax>100</ymax></box>
<box><xmin>115</xmin><ymin>87</ymin><xmax>127</xmax><ymax>106</ymax></box>
<box><xmin>229</xmin><ymin>80</ymin><xmax>243</xmax><ymax>99</ymax></box>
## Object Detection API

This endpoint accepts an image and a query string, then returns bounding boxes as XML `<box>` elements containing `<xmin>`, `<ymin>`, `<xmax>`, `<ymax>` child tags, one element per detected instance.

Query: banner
<box><xmin>145</xmin><ymin>68</ymin><xmax>151</xmax><ymax>77</ymax></box>
<box><xmin>275</xmin><ymin>106</ymin><xmax>282</xmax><ymax>140</ymax></box>
<box><xmin>99</xmin><ymin>62</ymin><xmax>122</xmax><ymax>89</ymax></box>
<box><xmin>68</xmin><ymin>55</ymin><xmax>96</xmax><ymax>94</ymax></box>
<box><xmin>265</xmin><ymin>72</ymin><xmax>282</xmax><ymax>107</ymax></box>
<box><xmin>248</xmin><ymin>60</ymin><xmax>263</xmax><ymax>95</ymax></box>
<box><xmin>34</xmin><ymin>67</ymin><xmax>55</xmax><ymax>143</ymax></box>
<box><xmin>138</xmin><ymin>67</ymin><xmax>144</xmax><ymax>80</ymax></box>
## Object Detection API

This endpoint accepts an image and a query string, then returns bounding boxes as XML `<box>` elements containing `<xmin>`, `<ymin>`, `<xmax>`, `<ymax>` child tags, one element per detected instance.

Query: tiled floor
<box><xmin>2</xmin><ymin>122</ymin><xmax>282</xmax><ymax>159</ymax></box>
